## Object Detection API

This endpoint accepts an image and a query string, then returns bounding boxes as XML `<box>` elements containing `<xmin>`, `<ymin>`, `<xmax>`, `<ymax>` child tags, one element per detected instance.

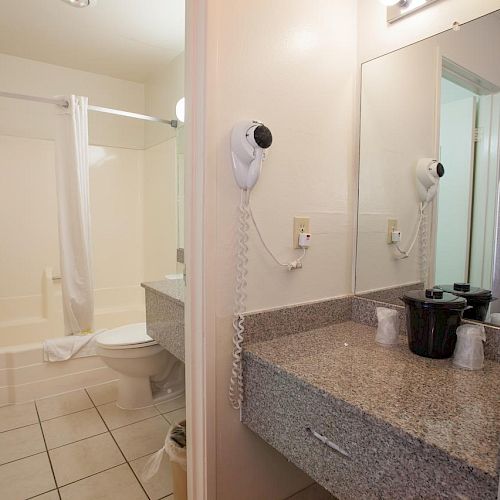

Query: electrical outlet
<box><xmin>293</xmin><ymin>217</ymin><xmax>310</xmax><ymax>249</ymax></box>
<box><xmin>387</xmin><ymin>219</ymin><xmax>398</xmax><ymax>244</ymax></box>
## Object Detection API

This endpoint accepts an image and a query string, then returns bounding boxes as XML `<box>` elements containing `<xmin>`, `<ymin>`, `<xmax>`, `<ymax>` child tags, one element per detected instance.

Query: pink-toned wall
<box><xmin>202</xmin><ymin>1</ymin><xmax>357</xmax><ymax>498</ymax></box>
<box><xmin>198</xmin><ymin>1</ymin><xmax>500</xmax><ymax>499</ymax></box>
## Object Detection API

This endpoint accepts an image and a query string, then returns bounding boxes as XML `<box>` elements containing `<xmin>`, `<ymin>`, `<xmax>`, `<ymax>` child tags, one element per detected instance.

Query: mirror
<box><xmin>355</xmin><ymin>10</ymin><xmax>500</xmax><ymax>325</ymax></box>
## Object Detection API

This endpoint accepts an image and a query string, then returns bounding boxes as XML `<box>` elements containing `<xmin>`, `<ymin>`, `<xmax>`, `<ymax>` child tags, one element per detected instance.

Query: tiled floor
<box><xmin>0</xmin><ymin>381</ymin><xmax>186</xmax><ymax>500</ymax></box>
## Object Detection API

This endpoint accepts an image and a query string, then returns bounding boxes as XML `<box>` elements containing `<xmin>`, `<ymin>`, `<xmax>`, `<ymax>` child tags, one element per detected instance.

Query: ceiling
<box><xmin>0</xmin><ymin>0</ymin><xmax>185</xmax><ymax>83</ymax></box>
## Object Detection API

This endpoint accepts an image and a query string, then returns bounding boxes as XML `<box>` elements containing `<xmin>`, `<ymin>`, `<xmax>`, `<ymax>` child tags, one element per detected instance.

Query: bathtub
<box><xmin>0</xmin><ymin>267</ymin><xmax>145</xmax><ymax>405</ymax></box>
<box><xmin>0</xmin><ymin>341</ymin><xmax>118</xmax><ymax>406</ymax></box>
<box><xmin>0</xmin><ymin>267</ymin><xmax>146</xmax><ymax>347</ymax></box>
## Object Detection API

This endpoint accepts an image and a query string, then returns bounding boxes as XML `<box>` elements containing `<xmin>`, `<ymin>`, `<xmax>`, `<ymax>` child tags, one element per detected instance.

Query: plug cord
<box><xmin>247</xmin><ymin>194</ymin><xmax>307</xmax><ymax>269</ymax></box>
<box><xmin>229</xmin><ymin>190</ymin><xmax>308</xmax><ymax>411</ymax></box>
<box><xmin>229</xmin><ymin>190</ymin><xmax>250</xmax><ymax>410</ymax></box>
<box><xmin>393</xmin><ymin>202</ymin><xmax>429</xmax><ymax>284</ymax></box>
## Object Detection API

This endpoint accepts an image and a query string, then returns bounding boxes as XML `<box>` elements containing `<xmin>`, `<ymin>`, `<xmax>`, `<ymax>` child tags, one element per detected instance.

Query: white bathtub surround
<box><xmin>0</xmin><ymin>343</ymin><xmax>117</xmax><ymax>406</ymax></box>
<box><xmin>43</xmin><ymin>329</ymin><xmax>106</xmax><ymax>362</ymax></box>
<box><xmin>55</xmin><ymin>95</ymin><xmax>94</xmax><ymax>335</ymax></box>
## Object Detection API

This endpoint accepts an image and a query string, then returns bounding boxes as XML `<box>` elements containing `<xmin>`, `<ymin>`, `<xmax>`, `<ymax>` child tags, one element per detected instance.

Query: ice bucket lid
<box><xmin>437</xmin><ymin>283</ymin><xmax>493</xmax><ymax>300</ymax></box>
<box><xmin>403</xmin><ymin>289</ymin><xmax>467</xmax><ymax>310</ymax></box>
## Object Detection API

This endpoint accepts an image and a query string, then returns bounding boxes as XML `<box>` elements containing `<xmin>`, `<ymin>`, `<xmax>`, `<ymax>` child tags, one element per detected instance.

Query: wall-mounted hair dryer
<box><xmin>228</xmin><ymin>120</ymin><xmax>307</xmax><ymax>412</ymax></box>
<box><xmin>231</xmin><ymin>121</ymin><xmax>273</xmax><ymax>190</ymax></box>
<box><xmin>416</xmin><ymin>158</ymin><xmax>445</xmax><ymax>204</ymax></box>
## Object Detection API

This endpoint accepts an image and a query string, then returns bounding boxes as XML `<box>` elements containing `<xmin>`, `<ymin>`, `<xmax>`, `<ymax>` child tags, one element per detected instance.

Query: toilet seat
<box><xmin>96</xmin><ymin>323</ymin><xmax>157</xmax><ymax>350</ymax></box>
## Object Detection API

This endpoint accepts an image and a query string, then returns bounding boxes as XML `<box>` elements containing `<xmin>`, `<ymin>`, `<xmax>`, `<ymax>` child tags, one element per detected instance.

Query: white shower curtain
<box><xmin>55</xmin><ymin>95</ymin><xmax>94</xmax><ymax>335</ymax></box>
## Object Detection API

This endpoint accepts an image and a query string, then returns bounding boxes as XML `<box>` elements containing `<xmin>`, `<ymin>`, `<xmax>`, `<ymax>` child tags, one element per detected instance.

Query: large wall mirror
<box><xmin>355</xmin><ymin>10</ymin><xmax>500</xmax><ymax>325</ymax></box>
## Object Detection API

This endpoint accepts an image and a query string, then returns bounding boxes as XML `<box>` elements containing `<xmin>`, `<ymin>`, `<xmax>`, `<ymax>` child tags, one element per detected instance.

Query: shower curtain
<box><xmin>55</xmin><ymin>95</ymin><xmax>94</xmax><ymax>335</ymax></box>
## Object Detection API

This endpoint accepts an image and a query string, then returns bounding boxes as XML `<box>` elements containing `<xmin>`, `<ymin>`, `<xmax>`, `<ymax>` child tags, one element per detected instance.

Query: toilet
<box><xmin>96</xmin><ymin>323</ymin><xmax>184</xmax><ymax>410</ymax></box>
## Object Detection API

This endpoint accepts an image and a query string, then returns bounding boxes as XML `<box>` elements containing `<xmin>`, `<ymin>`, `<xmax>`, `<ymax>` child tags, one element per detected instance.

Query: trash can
<box><xmin>402</xmin><ymin>289</ymin><xmax>467</xmax><ymax>359</ymax></box>
<box><xmin>437</xmin><ymin>283</ymin><xmax>496</xmax><ymax>322</ymax></box>
<box><xmin>168</xmin><ymin>420</ymin><xmax>187</xmax><ymax>500</ymax></box>
<box><xmin>142</xmin><ymin>420</ymin><xmax>187</xmax><ymax>500</ymax></box>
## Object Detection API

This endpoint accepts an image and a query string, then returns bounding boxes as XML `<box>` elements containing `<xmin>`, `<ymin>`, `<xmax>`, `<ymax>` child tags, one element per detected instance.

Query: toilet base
<box><xmin>116</xmin><ymin>375</ymin><xmax>154</xmax><ymax>410</ymax></box>
<box><xmin>115</xmin><ymin>374</ymin><xmax>185</xmax><ymax>410</ymax></box>
<box><xmin>152</xmin><ymin>385</ymin><xmax>185</xmax><ymax>406</ymax></box>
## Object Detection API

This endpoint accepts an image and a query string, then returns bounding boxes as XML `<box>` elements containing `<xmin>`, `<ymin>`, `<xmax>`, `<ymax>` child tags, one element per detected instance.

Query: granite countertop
<box><xmin>141</xmin><ymin>279</ymin><xmax>185</xmax><ymax>306</ymax></box>
<box><xmin>245</xmin><ymin>321</ymin><xmax>500</xmax><ymax>478</ymax></box>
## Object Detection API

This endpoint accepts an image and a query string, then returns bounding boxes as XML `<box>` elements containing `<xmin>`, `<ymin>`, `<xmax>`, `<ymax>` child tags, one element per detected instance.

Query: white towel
<box><xmin>43</xmin><ymin>330</ymin><xmax>105</xmax><ymax>362</ymax></box>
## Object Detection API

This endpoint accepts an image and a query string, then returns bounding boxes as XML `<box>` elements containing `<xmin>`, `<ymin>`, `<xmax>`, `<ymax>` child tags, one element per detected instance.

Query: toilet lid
<box><xmin>96</xmin><ymin>323</ymin><xmax>157</xmax><ymax>348</ymax></box>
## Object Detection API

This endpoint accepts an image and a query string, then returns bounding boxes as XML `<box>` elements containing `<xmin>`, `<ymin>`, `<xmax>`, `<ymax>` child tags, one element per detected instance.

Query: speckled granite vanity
<box><xmin>141</xmin><ymin>279</ymin><xmax>185</xmax><ymax>362</ymax></box>
<box><xmin>242</xmin><ymin>297</ymin><xmax>500</xmax><ymax>499</ymax></box>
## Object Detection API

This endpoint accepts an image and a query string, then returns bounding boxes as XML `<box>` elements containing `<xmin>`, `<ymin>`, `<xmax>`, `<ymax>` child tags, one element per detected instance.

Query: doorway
<box><xmin>435</xmin><ymin>58</ymin><xmax>500</xmax><ymax>291</ymax></box>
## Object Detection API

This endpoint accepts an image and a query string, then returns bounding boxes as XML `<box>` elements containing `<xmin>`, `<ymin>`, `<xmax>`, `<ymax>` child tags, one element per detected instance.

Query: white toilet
<box><xmin>96</xmin><ymin>323</ymin><xmax>184</xmax><ymax>410</ymax></box>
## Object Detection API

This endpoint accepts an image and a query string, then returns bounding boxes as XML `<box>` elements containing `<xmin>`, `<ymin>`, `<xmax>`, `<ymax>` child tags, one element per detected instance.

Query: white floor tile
<box><xmin>37</xmin><ymin>389</ymin><xmax>93</xmax><ymax>421</ymax></box>
<box><xmin>86</xmin><ymin>380</ymin><xmax>118</xmax><ymax>406</ymax></box>
<box><xmin>0</xmin><ymin>402</ymin><xmax>38</xmax><ymax>432</ymax></box>
<box><xmin>112</xmin><ymin>415</ymin><xmax>170</xmax><ymax>461</ymax></box>
<box><xmin>0</xmin><ymin>423</ymin><xmax>45</xmax><ymax>465</ymax></box>
<box><xmin>59</xmin><ymin>464</ymin><xmax>148</xmax><ymax>500</ymax></box>
<box><xmin>32</xmin><ymin>490</ymin><xmax>60</xmax><ymax>500</ymax></box>
<box><xmin>155</xmin><ymin>395</ymin><xmax>185</xmax><ymax>415</ymax></box>
<box><xmin>0</xmin><ymin>452</ymin><xmax>55</xmax><ymax>499</ymax></box>
<box><xmin>50</xmin><ymin>432</ymin><xmax>124</xmax><ymax>486</ymax></box>
<box><xmin>42</xmin><ymin>407</ymin><xmax>107</xmax><ymax>449</ymax></box>
<box><xmin>97</xmin><ymin>401</ymin><xmax>159</xmax><ymax>430</ymax></box>
<box><xmin>163</xmin><ymin>407</ymin><xmax>186</xmax><ymax>425</ymax></box>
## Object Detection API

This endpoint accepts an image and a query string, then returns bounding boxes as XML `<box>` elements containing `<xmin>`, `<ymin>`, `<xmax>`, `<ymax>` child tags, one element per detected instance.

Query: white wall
<box><xmin>145</xmin><ymin>52</ymin><xmax>185</xmax><ymax>148</ymax></box>
<box><xmin>356</xmin><ymin>13</ymin><xmax>500</xmax><ymax>292</ymax></box>
<box><xmin>143</xmin><ymin>139</ymin><xmax>179</xmax><ymax>281</ymax></box>
<box><xmin>143</xmin><ymin>52</ymin><xmax>185</xmax><ymax>279</ymax></box>
<box><xmin>203</xmin><ymin>1</ymin><xmax>358</xmax><ymax>498</ymax></box>
<box><xmin>357</xmin><ymin>0</ymin><xmax>500</xmax><ymax>63</ymax></box>
<box><xmin>0</xmin><ymin>53</ymin><xmax>145</xmax><ymax>149</ymax></box>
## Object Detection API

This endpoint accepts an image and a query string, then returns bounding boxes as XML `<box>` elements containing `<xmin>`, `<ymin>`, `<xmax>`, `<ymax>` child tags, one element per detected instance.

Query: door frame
<box><xmin>429</xmin><ymin>53</ymin><xmax>500</xmax><ymax>286</ymax></box>
<box><xmin>184</xmin><ymin>0</ymin><xmax>217</xmax><ymax>498</ymax></box>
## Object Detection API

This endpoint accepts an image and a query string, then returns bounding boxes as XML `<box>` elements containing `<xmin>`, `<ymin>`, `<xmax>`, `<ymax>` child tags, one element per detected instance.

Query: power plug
<box><xmin>298</xmin><ymin>233</ymin><xmax>311</xmax><ymax>248</ymax></box>
<box><xmin>391</xmin><ymin>229</ymin><xmax>401</xmax><ymax>243</ymax></box>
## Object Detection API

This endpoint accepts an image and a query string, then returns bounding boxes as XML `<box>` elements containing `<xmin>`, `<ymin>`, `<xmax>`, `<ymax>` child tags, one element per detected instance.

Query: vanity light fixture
<box><xmin>384</xmin><ymin>0</ymin><xmax>440</xmax><ymax>23</ymax></box>
<box><xmin>379</xmin><ymin>0</ymin><xmax>405</xmax><ymax>6</ymax></box>
<box><xmin>61</xmin><ymin>0</ymin><xmax>97</xmax><ymax>7</ymax></box>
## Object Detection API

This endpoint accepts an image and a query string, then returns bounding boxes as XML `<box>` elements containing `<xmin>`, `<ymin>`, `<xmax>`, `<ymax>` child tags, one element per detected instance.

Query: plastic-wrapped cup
<box><xmin>489</xmin><ymin>313</ymin><xmax>500</xmax><ymax>326</ymax></box>
<box><xmin>375</xmin><ymin>307</ymin><xmax>400</xmax><ymax>346</ymax></box>
<box><xmin>453</xmin><ymin>324</ymin><xmax>486</xmax><ymax>370</ymax></box>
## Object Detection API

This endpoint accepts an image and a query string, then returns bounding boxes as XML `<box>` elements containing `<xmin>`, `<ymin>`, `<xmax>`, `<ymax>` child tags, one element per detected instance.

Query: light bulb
<box><xmin>176</xmin><ymin>97</ymin><xmax>185</xmax><ymax>123</ymax></box>
<box><xmin>61</xmin><ymin>0</ymin><xmax>96</xmax><ymax>7</ymax></box>
<box><xmin>379</xmin><ymin>0</ymin><xmax>403</xmax><ymax>6</ymax></box>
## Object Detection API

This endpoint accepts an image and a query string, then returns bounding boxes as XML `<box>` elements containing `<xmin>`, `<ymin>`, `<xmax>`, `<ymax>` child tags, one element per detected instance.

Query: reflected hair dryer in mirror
<box><xmin>416</xmin><ymin>158</ymin><xmax>445</xmax><ymax>204</ymax></box>
<box><xmin>394</xmin><ymin>158</ymin><xmax>445</xmax><ymax>264</ymax></box>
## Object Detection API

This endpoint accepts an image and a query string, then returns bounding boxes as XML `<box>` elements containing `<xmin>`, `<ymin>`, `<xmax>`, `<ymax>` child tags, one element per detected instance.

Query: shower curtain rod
<box><xmin>0</xmin><ymin>90</ymin><xmax>178</xmax><ymax>128</ymax></box>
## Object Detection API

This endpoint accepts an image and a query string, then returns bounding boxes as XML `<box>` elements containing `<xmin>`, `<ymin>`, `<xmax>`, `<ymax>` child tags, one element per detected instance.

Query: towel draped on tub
<box><xmin>43</xmin><ymin>330</ymin><xmax>105</xmax><ymax>362</ymax></box>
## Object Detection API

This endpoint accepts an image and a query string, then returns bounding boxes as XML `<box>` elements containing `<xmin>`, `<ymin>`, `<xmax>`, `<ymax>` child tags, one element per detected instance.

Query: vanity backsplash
<box><xmin>244</xmin><ymin>293</ymin><xmax>500</xmax><ymax>362</ymax></box>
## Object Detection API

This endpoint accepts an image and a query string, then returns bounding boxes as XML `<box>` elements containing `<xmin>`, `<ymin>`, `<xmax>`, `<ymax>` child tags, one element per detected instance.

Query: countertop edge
<box><xmin>243</xmin><ymin>344</ymin><xmax>497</xmax><ymax>481</ymax></box>
<box><xmin>141</xmin><ymin>281</ymin><xmax>184</xmax><ymax>307</ymax></box>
